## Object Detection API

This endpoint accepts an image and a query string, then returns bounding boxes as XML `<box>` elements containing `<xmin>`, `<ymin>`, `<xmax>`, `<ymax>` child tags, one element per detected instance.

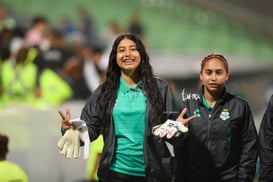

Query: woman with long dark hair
<box><xmin>58</xmin><ymin>33</ymin><xmax>192</xmax><ymax>182</ymax></box>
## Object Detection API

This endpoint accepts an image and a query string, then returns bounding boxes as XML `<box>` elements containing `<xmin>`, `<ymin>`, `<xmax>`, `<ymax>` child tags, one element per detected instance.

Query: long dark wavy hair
<box><xmin>98</xmin><ymin>33</ymin><xmax>164</xmax><ymax>129</ymax></box>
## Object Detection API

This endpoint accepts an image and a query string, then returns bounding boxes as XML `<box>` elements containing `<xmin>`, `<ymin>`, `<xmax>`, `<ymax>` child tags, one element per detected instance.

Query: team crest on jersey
<box><xmin>220</xmin><ymin>108</ymin><xmax>230</xmax><ymax>121</ymax></box>
<box><xmin>193</xmin><ymin>109</ymin><xmax>201</xmax><ymax>117</ymax></box>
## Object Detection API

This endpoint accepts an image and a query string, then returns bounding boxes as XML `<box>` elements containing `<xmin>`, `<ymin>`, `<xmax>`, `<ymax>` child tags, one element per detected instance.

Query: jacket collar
<box><xmin>199</xmin><ymin>85</ymin><xmax>229</xmax><ymax>105</ymax></box>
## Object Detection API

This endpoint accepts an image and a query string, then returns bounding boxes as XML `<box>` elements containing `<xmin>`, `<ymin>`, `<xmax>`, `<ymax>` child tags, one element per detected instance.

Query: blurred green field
<box><xmin>2</xmin><ymin>0</ymin><xmax>273</xmax><ymax>61</ymax></box>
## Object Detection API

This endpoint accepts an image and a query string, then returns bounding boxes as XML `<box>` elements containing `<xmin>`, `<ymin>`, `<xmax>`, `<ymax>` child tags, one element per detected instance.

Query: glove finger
<box><xmin>152</xmin><ymin>125</ymin><xmax>161</xmax><ymax>136</ymax></box>
<box><xmin>66</xmin><ymin>145</ymin><xmax>74</xmax><ymax>159</ymax></box>
<box><xmin>166</xmin><ymin>132</ymin><xmax>173</xmax><ymax>139</ymax></box>
<box><xmin>73</xmin><ymin>140</ymin><xmax>80</xmax><ymax>158</ymax></box>
<box><xmin>180</xmin><ymin>125</ymin><xmax>189</xmax><ymax>133</ymax></box>
<box><xmin>153</xmin><ymin>128</ymin><xmax>161</xmax><ymax>136</ymax></box>
<box><xmin>166</xmin><ymin>127</ymin><xmax>177</xmax><ymax>139</ymax></box>
<box><xmin>159</xmin><ymin>128</ymin><xmax>168</xmax><ymax>138</ymax></box>
<box><xmin>73</xmin><ymin>130</ymin><xmax>80</xmax><ymax>158</ymax></box>
<box><xmin>61</xmin><ymin>141</ymin><xmax>70</xmax><ymax>155</ymax></box>
<box><xmin>57</xmin><ymin>137</ymin><xmax>65</xmax><ymax>150</ymax></box>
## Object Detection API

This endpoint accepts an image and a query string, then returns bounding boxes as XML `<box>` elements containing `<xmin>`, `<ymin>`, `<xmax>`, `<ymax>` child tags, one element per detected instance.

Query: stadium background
<box><xmin>1</xmin><ymin>0</ymin><xmax>273</xmax><ymax>181</ymax></box>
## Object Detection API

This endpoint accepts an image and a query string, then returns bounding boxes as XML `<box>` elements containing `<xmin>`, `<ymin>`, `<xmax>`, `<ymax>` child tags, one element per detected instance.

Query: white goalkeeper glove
<box><xmin>57</xmin><ymin>128</ymin><xmax>81</xmax><ymax>158</ymax></box>
<box><xmin>152</xmin><ymin>119</ymin><xmax>189</xmax><ymax>139</ymax></box>
<box><xmin>57</xmin><ymin>118</ymin><xmax>90</xmax><ymax>159</ymax></box>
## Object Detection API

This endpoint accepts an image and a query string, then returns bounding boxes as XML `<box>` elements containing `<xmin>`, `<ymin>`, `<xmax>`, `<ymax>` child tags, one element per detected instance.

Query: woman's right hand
<box><xmin>58</xmin><ymin>106</ymin><xmax>73</xmax><ymax>131</ymax></box>
<box><xmin>176</xmin><ymin>108</ymin><xmax>196</xmax><ymax>127</ymax></box>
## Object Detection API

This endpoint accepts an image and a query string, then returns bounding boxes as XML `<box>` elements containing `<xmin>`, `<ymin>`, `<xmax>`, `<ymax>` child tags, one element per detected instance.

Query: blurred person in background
<box><xmin>0</xmin><ymin>27</ymin><xmax>74</xmax><ymax>107</ymax></box>
<box><xmin>258</xmin><ymin>94</ymin><xmax>273</xmax><ymax>182</ymax></box>
<box><xmin>175</xmin><ymin>53</ymin><xmax>258</xmax><ymax>182</ymax></box>
<box><xmin>0</xmin><ymin>26</ymin><xmax>25</xmax><ymax>106</ymax></box>
<box><xmin>59</xmin><ymin>15</ymin><xmax>78</xmax><ymax>38</ymax></box>
<box><xmin>81</xmin><ymin>44</ymin><xmax>105</xmax><ymax>93</ymax></box>
<box><xmin>61</xmin><ymin>44</ymin><xmax>105</xmax><ymax>178</ymax></box>
<box><xmin>0</xmin><ymin>46</ymin><xmax>40</xmax><ymax>105</ymax></box>
<box><xmin>0</xmin><ymin>28</ymin><xmax>12</xmax><ymax>98</ymax></box>
<box><xmin>0</xmin><ymin>26</ymin><xmax>24</xmax><ymax>66</ymax></box>
<box><xmin>128</xmin><ymin>11</ymin><xmax>145</xmax><ymax>42</ymax></box>
<box><xmin>78</xmin><ymin>5</ymin><xmax>96</xmax><ymax>46</ymax></box>
<box><xmin>61</xmin><ymin>31</ymin><xmax>93</xmax><ymax>100</ymax></box>
<box><xmin>100</xmin><ymin>20</ymin><xmax>124</xmax><ymax>47</ymax></box>
<box><xmin>34</xmin><ymin>27</ymin><xmax>90</xmax><ymax>104</ymax></box>
<box><xmin>0</xmin><ymin>26</ymin><xmax>13</xmax><ymax>60</ymax></box>
<box><xmin>99</xmin><ymin>20</ymin><xmax>124</xmax><ymax>75</ymax></box>
<box><xmin>24</xmin><ymin>16</ymin><xmax>48</xmax><ymax>48</ymax></box>
<box><xmin>60</xmin><ymin>56</ymin><xmax>91</xmax><ymax>100</ymax></box>
<box><xmin>58</xmin><ymin>33</ymin><xmax>192</xmax><ymax>182</ymax></box>
<box><xmin>0</xmin><ymin>133</ymin><xmax>29</xmax><ymax>182</ymax></box>
<box><xmin>78</xmin><ymin>43</ymin><xmax>104</xmax><ymax>180</ymax></box>
<box><xmin>34</xmin><ymin>28</ymin><xmax>75</xmax><ymax>75</ymax></box>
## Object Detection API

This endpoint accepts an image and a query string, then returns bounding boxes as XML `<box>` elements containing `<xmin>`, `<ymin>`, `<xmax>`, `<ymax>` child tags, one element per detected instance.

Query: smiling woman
<box><xmin>116</xmin><ymin>38</ymin><xmax>141</xmax><ymax>86</ymax></box>
<box><xmin>58</xmin><ymin>33</ymin><xmax>192</xmax><ymax>182</ymax></box>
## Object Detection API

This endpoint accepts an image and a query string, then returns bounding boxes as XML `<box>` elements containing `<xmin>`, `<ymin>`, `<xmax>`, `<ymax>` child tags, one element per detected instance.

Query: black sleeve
<box><xmin>80</xmin><ymin>87</ymin><xmax>102</xmax><ymax>142</ymax></box>
<box><xmin>237</xmin><ymin>101</ymin><xmax>258</xmax><ymax>181</ymax></box>
<box><xmin>259</xmin><ymin>94</ymin><xmax>273</xmax><ymax>182</ymax></box>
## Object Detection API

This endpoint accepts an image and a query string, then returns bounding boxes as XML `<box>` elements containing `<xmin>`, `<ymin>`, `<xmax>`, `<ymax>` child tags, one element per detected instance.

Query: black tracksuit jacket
<box><xmin>174</xmin><ymin>87</ymin><xmax>258</xmax><ymax>182</ymax></box>
<box><xmin>80</xmin><ymin>78</ymin><xmax>178</xmax><ymax>182</ymax></box>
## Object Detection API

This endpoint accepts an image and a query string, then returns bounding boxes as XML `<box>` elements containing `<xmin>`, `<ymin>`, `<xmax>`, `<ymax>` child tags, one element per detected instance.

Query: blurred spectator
<box><xmin>100</xmin><ymin>19</ymin><xmax>124</xmax><ymax>47</ymax></box>
<box><xmin>59</xmin><ymin>15</ymin><xmax>78</xmax><ymax>37</ymax></box>
<box><xmin>99</xmin><ymin>20</ymin><xmax>124</xmax><ymax>73</ymax></box>
<box><xmin>81</xmin><ymin>44</ymin><xmax>105</xmax><ymax>92</ymax></box>
<box><xmin>0</xmin><ymin>41</ymin><xmax>72</xmax><ymax>107</ymax></box>
<box><xmin>0</xmin><ymin>47</ymin><xmax>39</xmax><ymax>104</ymax></box>
<box><xmin>0</xmin><ymin>133</ymin><xmax>29</xmax><ymax>182</ymax></box>
<box><xmin>0</xmin><ymin>3</ymin><xmax>16</xmax><ymax>32</ymax></box>
<box><xmin>0</xmin><ymin>26</ymin><xmax>25</xmax><ymax>62</ymax></box>
<box><xmin>29</xmin><ymin>29</ymin><xmax>75</xmax><ymax>106</ymax></box>
<box><xmin>0</xmin><ymin>28</ymin><xmax>12</xmax><ymax>65</ymax></box>
<box><xmin>38</xmin><ymin>67</ymin><xmax>73</xmax><ymax>106</ymax></box>
<box><xmin>0</xmin><ymin>54</ymin><xmax>73</xmax><ymax>107</ymax></box>
<box><xmin>31</xmin><ymin>28</ymin><xmax>74</xmax><ymax>102</ymax></box>
<box><xmin>59</xmin><ymin>26</ymin><xmax>92</xmax><ymax>100</ymax></box>
<box><xmin>0</xmin><ymin>27</ymin><xmax>13</xmax><ymax>50</ymax></box>
<box><xmin>60</xmin><ymin>56</ymin><xmax>91</xmax><ymax>100</ymax></box>
<box><xmin>0</xmin><ymin>26</ymin><xmax>25</xmax><ymax>106</ymax></box>
<box><xmin>128</xmin><ymin>11</ymin><xmax>145</xmax><ymax>41</ymax></box>
<box><xmin>9</xmin><ymin>27</ymin><xmax>26</xmax><ymax>62</ymax></box>
<box><xmin>24</xmin><ymin>16</ymin><xmax>48</xmax><ymax>48</ymax></box>
<box><xmin>34</xmin><ymin>28</ymin><xmax>75</xmax><ymax>74</ymax></box>
<box><xmin>78</xmin><ymin>5</ymin><xmax>96</xmax><ymax>46</ymax></box>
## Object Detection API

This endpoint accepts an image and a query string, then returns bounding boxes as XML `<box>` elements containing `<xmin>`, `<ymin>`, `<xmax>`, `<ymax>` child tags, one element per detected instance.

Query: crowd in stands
<box><xmin>0</xmin><ymin>3</ymin><xmax>145</xmax><ymax>108</ymax></box>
